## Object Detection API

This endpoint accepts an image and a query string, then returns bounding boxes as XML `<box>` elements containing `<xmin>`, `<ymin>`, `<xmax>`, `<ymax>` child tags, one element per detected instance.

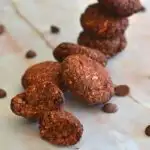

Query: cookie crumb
<box><xmin>102</xmin><ymin>103</ymin><xmax>118</xmax><ymax>113</ymax></box>
<box><xmin>0</xmin><ymin>24</ymin><xmax>5</xmax><ymax>34</ymax></box>
<box><xmin>145</xmin><ymin>125</ymin><xmax>150</xmax><ymax>136</ymax></box>
<box><xmin>25</xmin><ymin>50</ymin><xmax>37</xmax><ymax>59</ymax></box>
<box><xmin>0</xmin><ymin>89</ymin><xmax>7</xmax><ymax>98</ymax></box>
<box><xmin>51</xmin><ymin>25</ymin><xmax>60</xmax><ymax>34</ymax></box>
<box><xmin>115</xmin><ymin>85</ymin><xmax>130</xmax><ymax>96</ymax></box>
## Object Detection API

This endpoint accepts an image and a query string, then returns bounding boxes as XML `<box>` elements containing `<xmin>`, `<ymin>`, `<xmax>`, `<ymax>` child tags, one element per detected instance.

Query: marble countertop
<box><xmin>0</xmin><ymin>0</ymin><xmax>150</xmax><ymax>150</ymax></box>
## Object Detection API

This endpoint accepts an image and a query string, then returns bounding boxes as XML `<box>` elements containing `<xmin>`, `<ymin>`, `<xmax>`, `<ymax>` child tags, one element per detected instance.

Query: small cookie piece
<box><xmin>98</xmin><ymin>0</ymin><xmax>145</xmax><ymax>17</ymax></box>
<box><xmin>22</xmin><ymin>61</ymin><xmax>61</xmax><ymax>89</ymax></box>
<box><xmin>80</xmin><ymin>3</ymin><xmax>129</xmax><ymax>38</ymax></box>
<box><xmin>102</xmin><ymin>103</ymin><xmax>118</xmax><ymax>113</ymax></box>
<box><xmin>62</xmin><ymin>55</ymin><xmax>114</xmax><ymax>105</ymax></box>
<box><xmin>0</xmin><ymin>88</ymin><xmax>7</xmax><ymax>98</ymax></box>
<box><xmin>11</xmin><ymin>81</ymin><xmax>64</xmax><ymax>119</ymax></box>
<box><xmin>78</xmin><ymin>31</ymin><xmax>127</xmax><ymax>58</ymax></box>
<box><xmin>39</xmin><ymin>110</ymin><xmax>83</xmax><ymax>146</ymax></box>
<box><xmin>53</xmin><ymin>42</ymin><xmax>107</xmax><ymax>66</ymax></box>
<box><xmin>115</xmin><ymin>85</ymin><xmax>130</xmax><ymax>96</ymax></box>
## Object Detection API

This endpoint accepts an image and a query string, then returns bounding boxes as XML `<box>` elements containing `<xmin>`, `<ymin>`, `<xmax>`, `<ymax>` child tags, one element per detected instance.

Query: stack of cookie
<box><xmin>78</xmin><ymin>0</ymin><xmax>144</xmax><ymax>58</ymax></box>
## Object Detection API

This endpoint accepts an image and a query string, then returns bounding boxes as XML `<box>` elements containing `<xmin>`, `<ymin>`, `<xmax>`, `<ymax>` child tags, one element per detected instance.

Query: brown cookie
<box><xmin>78</xmin><ymin>31</ymin><xmax>127</xmax><ymax>58</ymax></box>
<box><xmin>39</xmin><ymin>110</ymin><xmax>83</xmax><ymax>146</ymax></box>
<box><xmin>80</xmin><ymin>3</ymin><xmax>129</xmax><ymax>38</ymax></box>
<box><xmin>53</xmin><ymin>42</ymin><xmax>107</xmax><ymax>66</ymax></box>
<box><xmin>98</xmin><ymin>0</ymin><xmax>145</xmax><ymax>17</ymax></box>
<box><xmin>22</xmin><ymin>61</ymin><xmax>61</xmax><ymax>89</ymax></box>
<box><xmin>62</xmin><ymin>55</ymin><xmax>114</xmax><ymax>105</ymax></box>
<box><xmin>11</xmin><ymin>81</ymin><xmax>64</xmax><ymax>120</ymax></box>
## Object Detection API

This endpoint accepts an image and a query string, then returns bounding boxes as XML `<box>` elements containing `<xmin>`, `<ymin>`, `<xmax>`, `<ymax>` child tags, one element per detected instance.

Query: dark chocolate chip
<box><xmin>145</xmin><ymin>125</ymin><xmax>150</xmax><ymax>136</ymax></box>
<box><xmin>140</xmin><ymin>6</ymin><xmax>146</xmax><ymax>12</ymax></box>
<box><xmin>115</xmin><ymin>85</ymin><xmax>130</xmax><ymax>96</ymax></box>
<box><xmin>0</xmin><ymin>24</ymin><xmax>5</xmax><ymax>34</ymax></box>
<box><xmin>0</xmin><ymin>89</ymin><xmax>7</xmax><ymax>98</ymax></box>
<box><xmin>51</xmin><ymin>25</ymin><xmax>60</xmax><ymax>34</ymax></box>
<box><xmin>25</xmin><ymin>50</ymin><xmax>37</xmax><ymax>59</ymax></box>
<box><xmin>102</xmin><ymin>103</ymin><xmax>118</xmax><ymax>113</ymax></box>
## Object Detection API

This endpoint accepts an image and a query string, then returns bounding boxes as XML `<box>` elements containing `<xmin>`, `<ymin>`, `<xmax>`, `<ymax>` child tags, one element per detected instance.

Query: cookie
<box><xmin>62</xmin><ymin>55</ymin><xmax>114</xmax><ymax>105</ymax></box>
<box><xmin>53</xmin><ymin>42</ymin><xmax>107</xmax><ymax>66</ymax></box>
<box><xmin>11</xmin><ymin>81</ymin><xmax>64</xmax><ymax>120</ymax></box>
<box><xmin>98</xmin><ymin>0</ymin><xmax>145</xmax><ymax>17</ymax></box>
<box><xmin>39</xmin><ymin>110</ymin><xmax>83</xmax><ymax>146</ymax></box>
<box><xmin>78</xmin><ymin>31</ymin><xmax>127</xmax><ymax>58</ymax></box>
<box><xmin>22</xmin><ymin>61</ymin><xmax>61</xmax><ymax>89</ymax></box>
<box><xmin>80</xmin><ymin>3</ymin><xmax>129</xmax><ymax>38</ymax></box>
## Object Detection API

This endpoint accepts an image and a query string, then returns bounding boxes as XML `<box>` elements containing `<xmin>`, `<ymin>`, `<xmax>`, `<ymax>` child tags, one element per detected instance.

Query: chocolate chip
<box><xmin>0</xmin><ymin>24</ymin><xmax>5</xmax><ymax>34</ymax></box>
<box><xmin>102</xmin><ymin>103</ymin><xmax>118</xmax><ymax>113</ymax></box>
<box><xmin>145</xmin><ymin>125</ymin><xmax>150</xmax><ymax>136</ymax></box>
<box><xmin>0</xmin><ymin>89</ymin><xmax>7</xmax><ymax>98</ymax></box>
<box><xmin>51</xmin><ymin>25</ymin><xmax>60</xmax><ymax>34</ymax></box>
<box><xmin>140</xmin><ymin>6</ymin><xmax>146</xmax><ymax>12</ymax></box>
<box><xmin>25</xmin><ymin>50</ymin><xmax>37</xmax><ymax>59</ymax></box>
<box><xmin>115</xmin><ymin>85</ymin><xmax>130</xmax><ymax>96</ymax></box>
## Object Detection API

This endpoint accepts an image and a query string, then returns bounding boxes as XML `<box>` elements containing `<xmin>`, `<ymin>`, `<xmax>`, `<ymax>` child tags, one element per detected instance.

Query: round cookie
<box><xmin>39</xmin><ymin>110</ymin><xmax>83</xmax><ymax>146</ymax></box>
<box><xmin>62</xmin><ymin>55</ymin><xmax>114</xmax><ymax>105</ymax></box>
<box><xmin>78</xmin><ymin>31</ymin><xmax>127</xmax><ymax>58</ymax></box>
<box><xmin>98</xmin><ymin>0</ymin><xmax>145</xmax><ymax>17</ymax></box>
<box><xmin>53</xmin><ymin>42</ymin><xmax>107</xmax><ymax>66</ymax></box>
<box><xmin>22</xmin><ymin>61</ymin><xmax>61</xmax><ymax>89</ymax></box>
<box><xmin>11</xmin><ymin>81</ymin><xmax>64</xmax><ymax>120</ymax></box>
<box><xmin>80</xmin><ymin>3</ymin><xmax>129</xmax><ymax>38</ymax></box>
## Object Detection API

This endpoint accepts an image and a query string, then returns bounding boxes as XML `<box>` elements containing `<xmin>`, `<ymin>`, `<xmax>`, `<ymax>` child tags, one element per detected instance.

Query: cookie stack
<box><xmin>78</xmin><ymin>0</ymin><xmax>144</xmax><ymax>58</ymax></box>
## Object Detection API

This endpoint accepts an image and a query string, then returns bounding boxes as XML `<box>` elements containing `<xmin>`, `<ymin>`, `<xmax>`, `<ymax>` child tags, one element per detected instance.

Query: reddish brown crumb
<box><xmin>0</xmin><ymin>88</ymin><xmax>7</xmax><ymax>98</ymax></box>
<box><xmin>102</xmin><ymin>103</ymin><xmax>118</xmax><ymax>113</ymax></box>
<box><xmin>25</xmin><ymin>50</ymin><xmax>37</xmax><ymax>59</ymax></box>
<box><xmin>145</xmin><ymin>125</ymin><xmax>150</xmax><ymax>136</ymax></box>
<box><xmin>11</xmin><ymin>81</ymin><xmax>64</xmax><ymax>120</ymax></box>
<box><xmin>62</xmin><ymin>55</ymin><xmax>114</xmax><ymax>105</ymax></box>
<box><xmin>80</xmin><ymin>3</ymin><xmax>129</xmax><ymax>38</ymax></box>
<box><xmin>22</xmin><ymin>61</ymin><xmax>62</xmax><ymax>89</ymax></box>
<box><xmin>115</xmin><ymin>85</ymin><xmax>130</xmax><ymax>96</ymax></box>
<box><xmin>78</xmin><ymin>31</ymin><xmax>127</xmax><ymax>58</ymax></box>
<box><xmin>53</xmin><ymin>42</ymin><xmax>107</xmax><ymax>66</ymax></box>
<box><xmin>39</xmin><ymin>110</ymin><xmax>83</xmax><ymax>146</ymax></box>
<box><xmin>98</xmin><ymin>0</ymin><xmax>145</xmax><ymax>17</ymax></box>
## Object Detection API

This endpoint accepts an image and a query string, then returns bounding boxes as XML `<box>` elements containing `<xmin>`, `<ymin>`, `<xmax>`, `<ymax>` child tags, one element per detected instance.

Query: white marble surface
<box><xmin>0</xmin><ymin>0</ymin><xmax>150</xmax><ymax>150</ymax></box>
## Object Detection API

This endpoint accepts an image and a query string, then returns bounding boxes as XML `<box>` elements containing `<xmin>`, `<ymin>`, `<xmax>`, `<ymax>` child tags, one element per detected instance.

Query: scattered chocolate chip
<box><xmin>51</xmin><ymin>25</ymin><xmax>60</xmax><ymax>34</ymax></box>
<box><xmin>25</xmin><ymin>50</ymin><xmax>37</xmax><ymax>59</ymax></box>
<box><xmin>0</xmin><ymin>24</ymin><xmax>5</xmax><ymax>34</ymax></box>
<box><xmin>115</xmin><ymin>85</ymin><xmax>130</xmax><ymax>96</ymax></box>
<box><xmin>102</xmin><ymin>103</ymin><xmax>118</xmax><ymax>113</ymax></box>
<box><xmin>0</xmin><ymin>89</ymin><xmax>7</xmax><ymax>98</ymax></box>
<box><xmin>145</xmin><ymin>125</ymin><xmax>150</xmax><ymax>136</ymax></box>
<box><xmin>140</xmin><ymin>6</ymin><xmax>146</xmax><ymax>12</ymax></box>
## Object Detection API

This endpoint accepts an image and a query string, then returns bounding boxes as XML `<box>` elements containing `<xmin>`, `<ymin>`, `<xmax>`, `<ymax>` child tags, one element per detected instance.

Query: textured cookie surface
<box><xmin>22</xmin><ymin>61</ymin><xmax>61</xmax><ymax>89</ymax></box>
<box><xmin>11</xmin><ymin>81</ymin><xmax>64</xmax><ymax>119</ymax></box>
<box><xmin>80</xmin><ymin>3</ymin><xmax>129</xmax><ymax>38</ymax></box>
<box><xmin>98</xmin><ymin>0</ymin><xmax>145</xmax><ymax>17</ymax></box>
<box><xmin>39</xmin><ymin>111</ymin><xmax>83</xmax><ymax>146</ymax></box>
<box><xmin>53</xmin><ymin>42</ymin><xmax>107</xmax><ymax>66</ymax></box>
<box><xmin>78</xmin><ymin>31</ymin><xmax>127</xmax><ymax>58</ymax></box>
<box><xmin>62</xmin><ymin>55</ymin><xmax>114</xmax><ymax>105</ymax></box>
